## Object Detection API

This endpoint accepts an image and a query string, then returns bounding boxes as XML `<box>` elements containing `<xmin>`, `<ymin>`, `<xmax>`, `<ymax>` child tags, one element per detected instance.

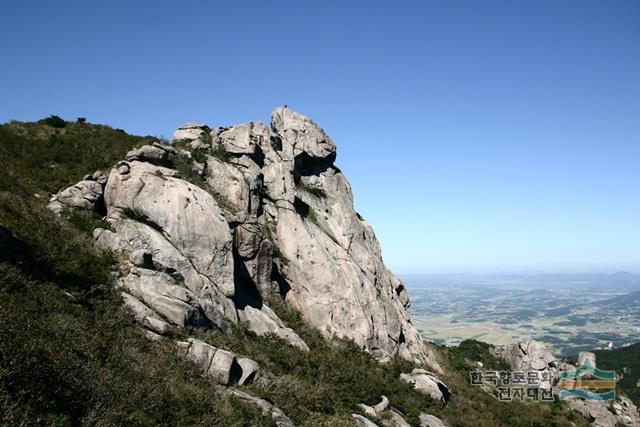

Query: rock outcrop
<box><xmin>400</xmin><ymin>369</ymin><xmax>451</xmax><ymax>404</ymax></box>
<box><xmin>498</xmin><ymin>339</ymin><xmax>560</xmax><ymax>388</ymax></box>
<box><xmin>498</xmin><ymin>341</ymin><xmax>640</xmax><ymax>427</ymax></box>
<box><xmin>48</xmin><ymin>170</ymin><xmax>107</xmax><ymax>214</ymax></box>
<box><xmin>49</xmin><ymin>106</ymin><xmax>436</xmax><ymax>369</ymax></box>
<box><xmin>177</xmin><ymin>338</ymin><xmax>263</xmax><ymax>386</ymax></box>
<box><xmin>419</xmin><ymin>413</ymin><xmax>446</xmax><ymax>427</ymax></box>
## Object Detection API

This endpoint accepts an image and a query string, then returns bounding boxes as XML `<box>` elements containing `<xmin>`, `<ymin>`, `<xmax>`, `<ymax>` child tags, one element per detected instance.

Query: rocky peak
<box><xmin>48</xmin><ymin>106</ymin><xmax>439</xmax><ymax>370</ymax></box>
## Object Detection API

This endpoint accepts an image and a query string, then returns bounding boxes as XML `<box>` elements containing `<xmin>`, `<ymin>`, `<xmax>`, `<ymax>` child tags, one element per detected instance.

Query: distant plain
<box><xmin>404</xmin><ymin>273</ymin><xmax>640</xmax><ymax>356</ymax></box>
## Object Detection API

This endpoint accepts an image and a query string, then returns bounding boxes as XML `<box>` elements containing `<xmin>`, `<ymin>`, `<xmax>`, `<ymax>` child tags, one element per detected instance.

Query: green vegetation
<box><xmin>210</xmin><ymin>143</ymin><xmax>231</xmax><ymax>162</ymax></box>
<box><xmin>0</xmin><ymin>118</ymin><xmax>594</xmax><ymax>426</ymax></box>
<box><xmin>296</xmin><ymin>181</ymin><xmax>327</xmax><ymax>199</ymax></box>
<box><xmin>172</xmin><ymin>152</ymin><xmax>205</xmax><ymax>186</ymax></box>
<box><xmin>0</xmin><ymin>118</ymin><xmax>272</xmax><ymax>426</ymax></box>
<box><xmin>62</xmin><ymin>207</ymin><xmax>112</xmax><ymax>236</ymax></box>
<box><xmin>595</xmin><ymin>342</ymin><xmax>640</xmax><ymax>407</ymax></box>
<box><xmin>445</xmin><ymin>339</ymin><xmax>510</xmax><ymax>374</ymax></box>
<box><xmin>187</xmin><ymin>298</ymin><xmax>437</xmax><ymax>426</ymax></box>
<box><xmin>0</xmin><ymin>117</ymin><xmax>157</xmax><ymax>195</ymax></box>
<box><xmin>38</xmin><ymin>115</ymin><xmax>67</xmax><ymax>128</ymax></box>
<box><xmin>435</xmin><ymin>340</ymin><xmax>590</xmax><ymax>427</ymax></box>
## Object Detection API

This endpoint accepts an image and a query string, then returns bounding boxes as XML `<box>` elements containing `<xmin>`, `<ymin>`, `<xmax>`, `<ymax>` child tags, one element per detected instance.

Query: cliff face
<box><xmin>49</xmin><ymin>107</ymin><xmax>438</xmax><ymax>370</ymax></box>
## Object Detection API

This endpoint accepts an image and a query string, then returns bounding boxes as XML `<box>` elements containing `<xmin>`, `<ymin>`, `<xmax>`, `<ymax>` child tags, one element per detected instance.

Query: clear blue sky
<box><xmin>2</xmin><ymin>1</ymin><xmax>639</xmax><ymax>274</ymax></box>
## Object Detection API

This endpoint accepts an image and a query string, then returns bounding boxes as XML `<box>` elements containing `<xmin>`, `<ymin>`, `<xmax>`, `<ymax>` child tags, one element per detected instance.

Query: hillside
<box><xmin>0</xmin><ymin>113</ymin><xmax>607</xmax><ymax>426</ymax></box>
<box><xmin>595</xmin><ymin>343</ymin><xmax>640</xmax><ymax>408</ymax></box>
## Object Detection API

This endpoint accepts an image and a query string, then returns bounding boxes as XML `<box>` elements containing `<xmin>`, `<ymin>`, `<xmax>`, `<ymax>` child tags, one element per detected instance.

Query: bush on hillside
<box><xmin>38</xmin><ymin>115</ymin><xmax>67</xmax><ymax>128</ymax></box>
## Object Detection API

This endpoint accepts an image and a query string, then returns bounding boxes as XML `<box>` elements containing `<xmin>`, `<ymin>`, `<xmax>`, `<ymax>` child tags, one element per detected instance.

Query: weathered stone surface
<box><xmin>227</xmin><ymin>388</ymin><xmax>294</xmax><ymax>427</ymax></box>
<box><xmin>125</xmin><ymin>145</ymin><xmax>171</xmax><ymax>166</ymax></box>
<box><xmin>237</xmin><ymin>357</ymin><xmax>261</xmax><ymax>386</ymax></box>
<box><xmin>178</xmin><ymin>338</ymin><xmax>249</xmax><ymax>386</ymax></box>
<box><xmin>82</xmin><ymin>106</ymin><xmax>432</xmax><ymax>369</ymax></box>
<box><xmin>237</xmin><ymin>304</ymin><xmax>309</xmax><ymax>351</ymax></box>
<box><xmin>172</xmin><ymin>123</ymin><xmax>207</xmax><ymax>142</ymax></box>
<box><xmin>567</xmin><ymin>399</ymin><xmax>618</xmax><ymax>427</ymax></box>
<box><xmin>271</xmin><ymin>107</ymin><xmax>336</xmax><ymax>160</ymax></box>
<box><xmin>218</xmin><ymin>123</ymin><xmax>256</xmax><ymax>155</ymax></box>
<box><xmin>122</xmin><ymin>268</ymin><xmax>205</xmax><ymax>327</ymax></box>
<box><xmin>578</xmin><ymin>351</ymin><xmax>597</xmax><ymax>368</ymax></box>
<box><xmin>372</xmin><ymin>395</ymin><xmax>389</xmax><ymax>414</ymax></box>
<box><xmin>121</xmin><ymin>291</ymin><xmax>171</xmax><ymax>335</ymax></box>
<box><xmin>359</xmin><ymin>395</ymin><xmax>390</xmax><ymax>418</ymax></box>
<box><xmin>499</xmin><ymin>340</ymin><xmax>557</xmax><ymax>388</ymax></box>
<box><xmin>93</xmin><ymin>170</ymin><xmax>108</xmax><ymax>185</ymax></box>
<box><xmin>357</xmin><ymin>403</ymin><xmax>377</xmax><ymax>418</ymax></box>
<box><xmin>419</xmin><ymin>413</ymin><xmax>446</xmax><ymax>427</ymax></box>
<box><xmin>105</xmin><ymin>160</ymin><xmax>235</xmax><ymax>297</ymax></box>
<box><xmin>400</xmin><ymin>369</ymin><xmax>451</xmax><ymax>404</ymax></box>
<box><xmin>612</xmin><ymin>395</ymin><xmax>640</xmax><ymax>426</ymax></box>
<box><xmin>383</xmin><ymin>410</ymin><xmax>412</xmax><ymax>427</ymax></box>
<box><xmin>205</xmin><ymin>156</ymin><xmax>251</xmax><ymax>214</ymax></box>
<box><xmin>130</xmin><ymin>248</ymin><xmax>153</xmax><ymax>268</ymax></box>
<box><xmin>567</xmin><ymin>394</ymin><xmax>639</xmax><ymax>427</ymax></box>
<box><xmin>209</xmin><ymin>348</ymin><xmax>236</xmax><ymax>386</ymax></box>
<box><xmin>352</xmin><ymin>414</ymin><xmax>379</xmax><ymax>427</ymax></box>
<box><xmin>258</xmin><ymin>108</ymin><xmax>438</xmax><ymax>369</ymax></box>
<box><xmin>48</xmin><ymin>178</ymin><xmax>104</xmax><ymax>214</ymax></box>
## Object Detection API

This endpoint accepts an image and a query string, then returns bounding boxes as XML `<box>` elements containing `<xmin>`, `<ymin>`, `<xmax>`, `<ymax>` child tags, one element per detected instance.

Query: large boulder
<box><xmin>172</xmin><ymin>123</ymin><xmax>208</xmax><ymax>142</ymax></box>
<box><xmin>125</xmin><ymin>144</ymin><xmax>173</xmax><ymax>167</ymax></box>
<box><xmin>271</xmin><ymin>107</ymin><xmax>336</xmax><ymax>161</ymax></box>
<box><xmin>499</xmin><ymin>339</ymin><xmax>558</xmax><ymax>388</ymax></box>
<box><xmin>400</xmin><ymin>369</ymin><xmax>451</xmax><ymax>404</ymax></box>
<box><xmin>218</xmin><ymin>123</ymin><xmax>256</xmax><ymax>155</ymax></box>
<box><xmin>94</xmin><ymin>156</ymin><xmax>306</xmax><ymax>349</ymax></box>
<box><xmin>48</xmin><ymin>171</ymin><xmax>106</xmax><ymax>214</ymax></box>
<box><xmin>60</xmin><ymin>106</ymin><xmax>434</xmax><ymax>370</ymax></box>
<box><xmin>177</xmin><ymin>338</ymin><xmax>263</xmax><ymax>387</ymax></box>
<box><xmin>104</xmin><ymin>160</ymin><xmax>236</xmax><ymax>297</ymax></box>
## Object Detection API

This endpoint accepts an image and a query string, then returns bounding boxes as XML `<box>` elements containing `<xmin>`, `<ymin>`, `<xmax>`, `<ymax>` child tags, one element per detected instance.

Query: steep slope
<box><xmin>595</xmin><ymin>342</ymin><xmax>640</xmax><ymax>408</ymax></box>
<box><xmin>55</xmin><ymin>107</ymin><xmax>437</xmax><ymax>369</ymax></box>
<box><xmin>1</xmin><ymin>114</ymin><xmax>609</xmax><ymax>426</ymax></box>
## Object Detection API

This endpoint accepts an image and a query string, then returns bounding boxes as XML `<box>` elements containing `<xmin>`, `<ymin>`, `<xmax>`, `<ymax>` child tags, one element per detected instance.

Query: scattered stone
<box><xmin>383</xmin><ymin>410</ymin><xmax>412</xmax><ymax>427</ymax></box>
<box><xmin>419</xmin><ymin>412</ymin><xmax>446</xmax><ymax>427</ymax></box>
<box><xmin>400</xmin><ymin>369</ymin><xmax>451</xmax><ymax>404</ymax></box>
<box><xmin>372</xmin><ymin>395</ymin><xmax>389</xmax><ymax>414</ymax></box>
<box><xmin>227</xmin><ymin>388</ymin><xmax>294</xmax><ymax>427</ymax></box>
<box><xmin>352</xmin><ymin>414</ymin><xmax>379</xmax><ymax>427</ymax></box>
<box><xmin>237</xmin><ymin>357</ymin><xmax>261</xmax><ymax>386</ymax></box>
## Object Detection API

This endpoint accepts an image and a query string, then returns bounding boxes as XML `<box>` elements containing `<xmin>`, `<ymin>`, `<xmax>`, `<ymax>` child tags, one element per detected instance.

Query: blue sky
<box><xmin>2</xmin><ymin>1</ymin><xmax>639</xmax><ymax>273</ymax></box>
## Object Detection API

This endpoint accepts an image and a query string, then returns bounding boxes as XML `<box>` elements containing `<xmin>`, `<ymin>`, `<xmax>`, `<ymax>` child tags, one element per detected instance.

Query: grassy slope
<box><xmin>0</xmin><ymin>117</ymin><xmax>592</xmax><ymax>426</ymax></box>
<box><xmin>594</xmin><ymin>343</ymin><xmax>640</xmax><ymax>407</ymax></box>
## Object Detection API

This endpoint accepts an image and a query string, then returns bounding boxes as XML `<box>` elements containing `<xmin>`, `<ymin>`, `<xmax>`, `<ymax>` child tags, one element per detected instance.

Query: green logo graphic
<box><xmin>558</xmin><ymin>359</ymin><xmax>616</xmax><ymax>401</ymax></box>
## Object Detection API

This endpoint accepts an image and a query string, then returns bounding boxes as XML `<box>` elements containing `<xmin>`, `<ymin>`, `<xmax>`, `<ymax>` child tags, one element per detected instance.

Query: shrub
<box><xmin>296</xmin><ymin>181</ymin><xmax>327</xmax><ymax>199</ymax></box>
<box><xmin>39</xmin><ymin>115</ymin><xmax>67</xmax><ymax>128</ymax></box>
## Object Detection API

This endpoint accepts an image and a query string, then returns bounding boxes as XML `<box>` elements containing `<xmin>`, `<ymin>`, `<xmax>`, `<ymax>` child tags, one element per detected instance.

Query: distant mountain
<box><xmin>596</xmin><ymin>290</ymin><xmax>640</xmax><ymax>310</ymax></box>
<box><xmin>402</xmin><ymin>272</ymin><xmax>640</xmax><ymax>287</ymax></box>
